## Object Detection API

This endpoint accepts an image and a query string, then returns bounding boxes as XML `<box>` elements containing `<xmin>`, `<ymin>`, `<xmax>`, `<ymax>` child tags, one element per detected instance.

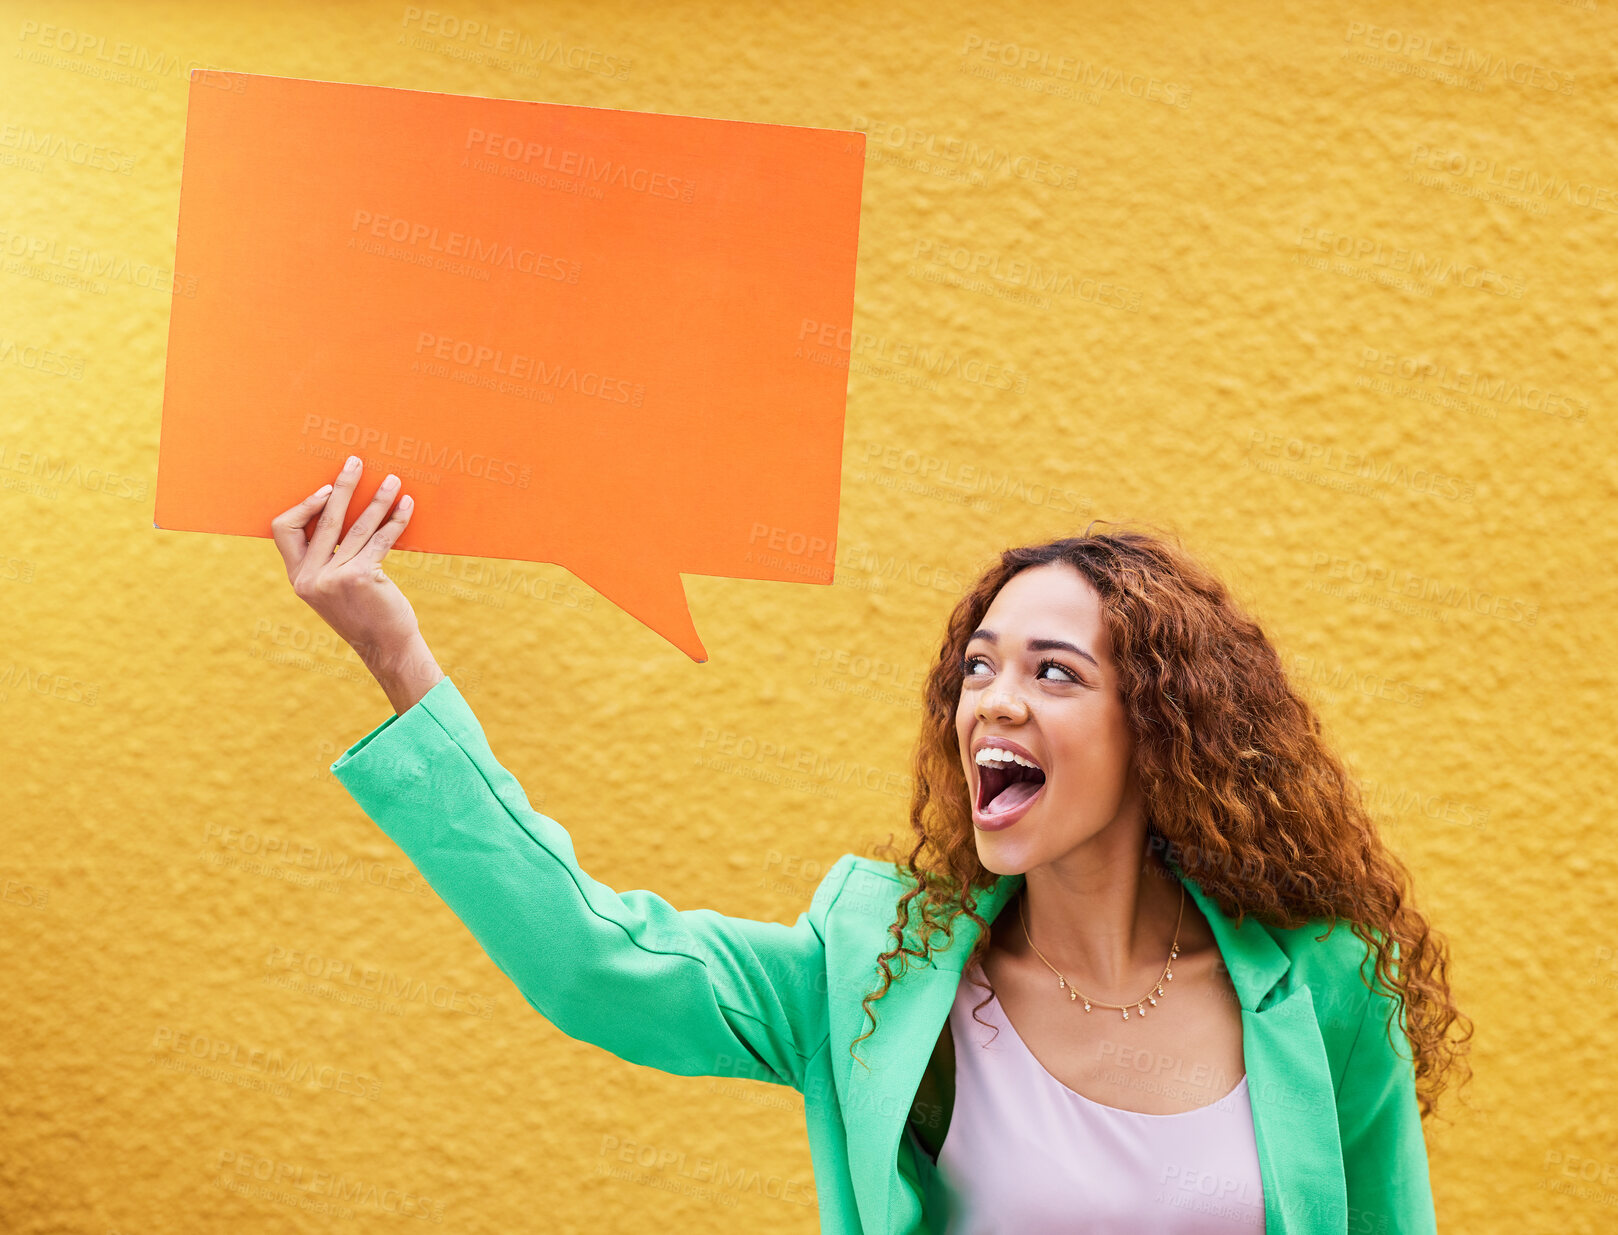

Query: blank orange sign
<box><xmin>156</xmin><ymin>70</ymin><xmax>866</xmax><ymax>661</ymax></box>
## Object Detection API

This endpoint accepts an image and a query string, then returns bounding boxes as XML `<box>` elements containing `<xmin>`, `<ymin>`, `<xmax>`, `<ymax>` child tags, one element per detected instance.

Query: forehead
<box><xmin>975</xmin><ymin>563</ymin><xmax>1111</xmax><ymax>656</ymax></box>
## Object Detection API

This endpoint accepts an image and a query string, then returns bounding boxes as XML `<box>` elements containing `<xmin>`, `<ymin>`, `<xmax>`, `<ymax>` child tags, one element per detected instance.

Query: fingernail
<box><xmin>381</xmin><ymin>474</ymin><xmax>399</xmax><ymax>490</ymax></box>
<box><xmin>344</xmin><ymin>455</ymin><xmax>360</xmax><ymax>471</ymax></box>
<box><xmin>315</xmin><ymin>483</ymin><xmax>332</xmax><ymax>497</ymax></box>
<box><xmin>399</xmin><ymin>495</ymin><xmax>413</xmax><ymax>511</ymax></box>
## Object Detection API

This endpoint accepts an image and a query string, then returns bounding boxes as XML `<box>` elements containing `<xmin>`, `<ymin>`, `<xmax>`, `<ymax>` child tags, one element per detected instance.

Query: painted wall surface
<box><xmin>3</xmin><ymin>1</ymin><xmax>1613</xmax><ymax>1232</ymax></box>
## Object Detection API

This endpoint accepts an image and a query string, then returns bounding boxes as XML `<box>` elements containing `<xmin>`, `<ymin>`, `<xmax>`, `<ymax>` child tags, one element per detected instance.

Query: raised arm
<box><xmin>330</xmin><ymin>674</ymin><xmax>852</xmax><ymax>1089</ymax></box>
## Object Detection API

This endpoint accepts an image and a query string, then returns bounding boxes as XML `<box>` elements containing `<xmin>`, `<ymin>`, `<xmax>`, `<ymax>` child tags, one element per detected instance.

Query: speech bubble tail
<box><xmin>577</xmin><ymin>559</ymin><xmax>709</xmax><ymax>663</ymax></box>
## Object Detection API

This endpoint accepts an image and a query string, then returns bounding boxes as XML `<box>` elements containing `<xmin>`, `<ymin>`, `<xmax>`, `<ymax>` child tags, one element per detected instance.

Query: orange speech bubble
<box><xmin>156</xmin><ymin>71</ymin><xmax>866</xmax><ymax>661</ymax></box>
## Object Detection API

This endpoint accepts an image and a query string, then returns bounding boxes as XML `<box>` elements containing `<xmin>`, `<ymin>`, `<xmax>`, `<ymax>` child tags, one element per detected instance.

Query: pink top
<box><xmin>925</xmin><ymin>962</ymin><xmax>1267</xmax><ymax>1234</ymax></box>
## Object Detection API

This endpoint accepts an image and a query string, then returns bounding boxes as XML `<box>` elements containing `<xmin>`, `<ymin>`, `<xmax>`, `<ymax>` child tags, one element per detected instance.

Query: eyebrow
<box><xmin>967</xmin><ymin>628</ymin><xmax>1100</xmax><ymax>671</ymax></box>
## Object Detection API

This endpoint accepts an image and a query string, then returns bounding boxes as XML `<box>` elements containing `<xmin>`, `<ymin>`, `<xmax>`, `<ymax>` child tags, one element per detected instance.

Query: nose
<box><xmin>977</xmin><ymin>681</ymin><xmax>1029</xmax><ymax>723</ymax></box>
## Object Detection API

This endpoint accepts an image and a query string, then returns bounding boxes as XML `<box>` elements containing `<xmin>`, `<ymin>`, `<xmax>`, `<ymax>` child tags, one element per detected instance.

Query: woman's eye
<box><xmin>961</xmin><ymin>655</ymin><xmax>1076</xmax><ymax>682</ymax></box>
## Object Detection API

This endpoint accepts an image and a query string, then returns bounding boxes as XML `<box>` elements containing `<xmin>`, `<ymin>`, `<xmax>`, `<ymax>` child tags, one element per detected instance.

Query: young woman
<box><xmin>273</xmin><ymin>458</ymin><xmax>1471</xmax><ymax>1235</ymax></box>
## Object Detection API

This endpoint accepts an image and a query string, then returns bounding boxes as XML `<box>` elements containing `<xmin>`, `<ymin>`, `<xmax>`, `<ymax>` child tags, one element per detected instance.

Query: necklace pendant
<box><xmin>1067</xmin><ymin>988</ymin><xmax>1077</xmax><ymax>1001</ymax></box>
<box><xmin>1058</xmin><ymin>976</ymin><xmax>1067</xmax><ymax>990</ymax></box>
<box><xmin>1121</xmin><ymin>1008</ymin><xmax>1129</xmax><ymax>1020</ymax></box>
<box><xmin>1137</xmin><ymin>1003</ymin><xmax>1147</xmax><ymax>1016</ymax></box>
<box><xmin>1148</xmin><ymin>996</ymin><xmax>1157</xmax><ymax>1006</ymax></box>
<box><xmin>1083</xmin><ymin>1000</ymin><xmax>1092</xmax><ymax>1012</ymax></box>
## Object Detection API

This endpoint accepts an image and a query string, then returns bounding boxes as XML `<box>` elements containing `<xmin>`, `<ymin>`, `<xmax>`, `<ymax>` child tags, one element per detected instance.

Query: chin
<box><xmin>972</xmin><ymin>837</ymin><xmax>1033</xmax><ymax>878</ymax></box>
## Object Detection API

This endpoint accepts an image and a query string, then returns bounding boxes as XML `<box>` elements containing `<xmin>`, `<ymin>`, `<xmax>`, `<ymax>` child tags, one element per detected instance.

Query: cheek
<box><xmin>1051</xmin><ymin>718</ymin><xmax>1128</xmax><ymax>782</ymax></box>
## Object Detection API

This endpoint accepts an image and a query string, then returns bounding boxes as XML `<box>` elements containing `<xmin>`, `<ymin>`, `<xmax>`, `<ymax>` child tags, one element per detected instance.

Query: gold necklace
<box><xmin>1017</xmin><ymin>882</ymin><xmax>1185</xmax><ymax>1021</ymax></box>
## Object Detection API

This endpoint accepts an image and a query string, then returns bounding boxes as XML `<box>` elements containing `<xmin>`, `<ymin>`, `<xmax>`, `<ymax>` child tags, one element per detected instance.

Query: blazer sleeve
<box><xmin>1334</xmin><ymin>960</ymin><xmax>1438</xmax><ymax>1235</ymax></box>
<box><xmin>330</xmin><ymin>674</ymin><xmax>855</xmax><ymax>1094</ymax></box>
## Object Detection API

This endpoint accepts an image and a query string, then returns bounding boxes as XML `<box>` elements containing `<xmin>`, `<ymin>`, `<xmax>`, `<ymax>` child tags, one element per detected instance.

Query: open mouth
<box><xmin>975</xmin><ymin>753</ymin><xmax>1047</xmax><ymax>817</ymax></box>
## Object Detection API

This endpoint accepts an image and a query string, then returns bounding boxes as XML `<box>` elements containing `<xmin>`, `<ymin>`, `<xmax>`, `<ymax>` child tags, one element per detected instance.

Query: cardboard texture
<box><xmin>156</xmin><ymin>70</ymin><xmax>867</xmax><ymax>661</ymax></box>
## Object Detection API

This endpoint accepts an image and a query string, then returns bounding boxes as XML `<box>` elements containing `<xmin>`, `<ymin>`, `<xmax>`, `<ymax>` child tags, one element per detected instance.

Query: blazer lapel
<box><xmin>835</xmin><ymin>867</ymin><xmax>1024</xmax><ymax>1233</ymax></box>
<box><xmin>1173</xmin><ymin>862</ymin><xmax>1349</xmax><ymax>1235</ymax></box>
<box><xmin>838</xmin><ymin>861</ymin><xmax>1349</xmax><ymax>1235</ymax></box>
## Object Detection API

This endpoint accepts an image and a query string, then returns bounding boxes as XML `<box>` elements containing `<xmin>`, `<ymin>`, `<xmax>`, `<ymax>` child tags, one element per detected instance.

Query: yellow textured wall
<box><xmin>3</xmin><ymin>0</ymin><xmax>1614</xmax><ymax>1231</ymax></box>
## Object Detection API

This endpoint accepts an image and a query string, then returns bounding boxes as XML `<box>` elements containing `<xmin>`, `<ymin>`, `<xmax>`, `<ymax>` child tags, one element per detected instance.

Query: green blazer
<box><xmin>331</xmin><ymin>675</ymin><xmax>1437</xmax><ymax>1235</ymax></box>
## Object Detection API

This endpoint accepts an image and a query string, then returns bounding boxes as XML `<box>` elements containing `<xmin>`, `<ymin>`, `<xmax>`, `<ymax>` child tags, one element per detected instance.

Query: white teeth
<box><xmin>974</xmin><ymin>747</ymin><xmax>1041</xmax><ymax>771</ymax></box>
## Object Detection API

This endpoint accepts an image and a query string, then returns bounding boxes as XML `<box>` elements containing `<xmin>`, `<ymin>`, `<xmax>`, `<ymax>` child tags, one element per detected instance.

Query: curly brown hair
<box><xmin>850</xmin><ymin>521</ymin><xmax>1472</xmax><ymax>1121</ymax></box>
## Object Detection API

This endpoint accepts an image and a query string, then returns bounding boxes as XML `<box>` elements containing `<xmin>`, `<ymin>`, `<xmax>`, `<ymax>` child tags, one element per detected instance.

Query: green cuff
<box><xmin>329</xmin><ymin>673</ymin><xmax>465</xmax><ymax>779</ymax></box>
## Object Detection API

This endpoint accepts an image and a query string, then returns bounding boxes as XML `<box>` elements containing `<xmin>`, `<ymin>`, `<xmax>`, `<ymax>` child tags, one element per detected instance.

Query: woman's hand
<box><xmin>271</xmin><ymin>454</ymin><xmax>444</xmax><ymax>714</ymax></box>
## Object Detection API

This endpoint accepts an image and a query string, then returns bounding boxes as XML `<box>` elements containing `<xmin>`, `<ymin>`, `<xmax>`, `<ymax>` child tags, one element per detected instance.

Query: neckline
<box><xmin>976</xmin><ymin>985</ymin><xmax>1249</xmax><ymax>1120</ymax></box>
